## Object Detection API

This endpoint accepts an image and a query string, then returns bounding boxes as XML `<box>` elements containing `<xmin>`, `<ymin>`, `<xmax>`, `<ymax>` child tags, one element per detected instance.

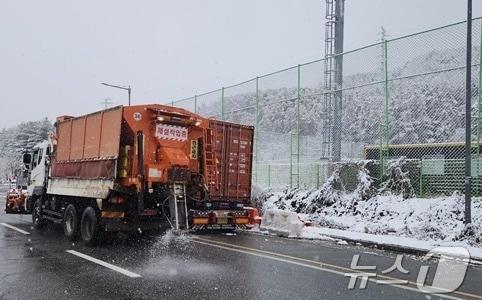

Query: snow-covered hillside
<box><xmin>0</xmin><ymin>118</ymin><xmax>53</xmax><ymax>181</ymax></box>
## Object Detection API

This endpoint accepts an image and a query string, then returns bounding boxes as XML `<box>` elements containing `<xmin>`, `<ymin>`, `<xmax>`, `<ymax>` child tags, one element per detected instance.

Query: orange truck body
<box><xmin>50</xmin><ymin>104</ymin><xmax>254</xmax><ymax>230</ymax></box>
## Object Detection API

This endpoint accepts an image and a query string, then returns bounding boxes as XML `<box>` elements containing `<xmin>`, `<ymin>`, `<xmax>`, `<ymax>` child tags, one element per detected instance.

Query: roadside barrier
<box><xmin>260</xmin><ymin>209</ymin><xmax>304</xmax><ymax>238</ymax></box>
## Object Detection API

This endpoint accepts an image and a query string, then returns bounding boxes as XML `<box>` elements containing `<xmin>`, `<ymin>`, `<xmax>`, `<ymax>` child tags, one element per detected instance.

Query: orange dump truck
<box><xmin>18</xmin><ymin>104</ymin><xmax>255</xmax><ymax>245</ymax></box>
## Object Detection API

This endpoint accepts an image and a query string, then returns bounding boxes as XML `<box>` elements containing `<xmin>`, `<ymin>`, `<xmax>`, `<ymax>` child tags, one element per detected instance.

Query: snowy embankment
<box><xmin>254</xmin><ymin>159</ymin><xmax>482</xmax><ymax>260</ymax></box>
<box><xmin>260</xmin><ymin>191</ymin><xmax>482</xmax><ymax>259</ymax></box>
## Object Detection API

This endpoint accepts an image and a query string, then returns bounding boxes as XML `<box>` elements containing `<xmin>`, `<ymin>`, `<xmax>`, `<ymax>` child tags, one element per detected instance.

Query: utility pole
<box><xmin>464</xmin><ymin>0</ymin><xmax>473</xmax><ymax>224</ymax></box>
<box><xmin>322</xmin><ymin>0</ymin><xmax>345</xmax><ymax>161</ymax></box>
<box><xmin>100</xmin><ymin>98</ymin><xmax>113</xmax><ymax>109</ymax></box>
<box><xmin>332</xmin><ymin>0</ymin><xmax>345</xmax><ymax>162</ymax></box>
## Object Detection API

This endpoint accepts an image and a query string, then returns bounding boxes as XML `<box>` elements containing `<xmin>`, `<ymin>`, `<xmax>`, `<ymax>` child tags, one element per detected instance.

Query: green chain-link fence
<box><xmin>170</xmin><ymin>18</ymin><xmax>482</xmax><ymax>196</ymax></box>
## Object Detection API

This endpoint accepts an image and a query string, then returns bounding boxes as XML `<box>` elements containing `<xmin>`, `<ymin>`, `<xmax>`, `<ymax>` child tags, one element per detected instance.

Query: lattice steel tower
<box><xmin>322</xmin><ymin>0</ymin><xmax>344</xmax><ymax>161</ymax></box>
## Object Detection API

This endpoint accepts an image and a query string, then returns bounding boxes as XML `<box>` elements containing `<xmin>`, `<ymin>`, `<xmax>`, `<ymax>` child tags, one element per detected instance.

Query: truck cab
<box><xmin>22</xmin><ymin>140</ymin><xmax>51</xmax><ymax>211</ymax></box>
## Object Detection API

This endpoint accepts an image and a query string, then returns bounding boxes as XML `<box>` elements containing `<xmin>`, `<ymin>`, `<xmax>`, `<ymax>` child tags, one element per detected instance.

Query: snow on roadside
<box><xmin>253</xmin><ymin>158</ymin><xmax>482</xmax><ymax>257</ymax></box>
<box><xmin>262</xmin><ymin>189</ymin><xmax>482</xmax><ymax>246</ymax></box>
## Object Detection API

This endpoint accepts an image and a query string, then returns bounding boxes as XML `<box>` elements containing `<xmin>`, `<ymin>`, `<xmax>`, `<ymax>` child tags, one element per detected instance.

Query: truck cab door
<box><xmin>27</xmin><ymin>146</ymin><xmax>46</xmax><ymax>197</ymax></box>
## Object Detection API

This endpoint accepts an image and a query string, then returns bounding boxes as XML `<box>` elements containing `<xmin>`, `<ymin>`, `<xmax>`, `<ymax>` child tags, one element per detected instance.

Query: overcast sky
<box><xmin>0</xmin><ymin>0</ymin><xmax>480</xmax><ymax>128</ymax></box>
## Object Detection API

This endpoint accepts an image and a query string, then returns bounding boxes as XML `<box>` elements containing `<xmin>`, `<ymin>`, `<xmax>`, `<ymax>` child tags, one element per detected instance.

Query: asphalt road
<box><xmin>1</xmin><ymin>185</ymin><xmax>482</xmax><ymax>300</ymax></box>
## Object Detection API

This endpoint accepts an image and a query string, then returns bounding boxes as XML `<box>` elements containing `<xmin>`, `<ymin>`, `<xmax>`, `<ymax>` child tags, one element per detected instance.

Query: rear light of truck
<box><xmin>234</xmin><ymin>217</ymin><xmax>249</xmax><ymax>224</ymax></box>
<box><xmin>192</xmin><ymin>217</ymin><xmax>209</xmax><ymax>225</ymax></box>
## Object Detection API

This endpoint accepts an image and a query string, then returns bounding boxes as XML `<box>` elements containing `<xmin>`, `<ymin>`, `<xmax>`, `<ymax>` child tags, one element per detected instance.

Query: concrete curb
<box><xmin>310</xmin><ymin>231</ymin><xmax>482</xmax><ymax>266</ymax></box>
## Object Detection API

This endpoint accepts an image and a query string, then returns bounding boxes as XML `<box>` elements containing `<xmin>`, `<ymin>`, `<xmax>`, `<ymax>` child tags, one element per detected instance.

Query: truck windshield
<box><xmin>32</xmin><ymin>150</ymin><xmax>39</xmax><ymax>168</ymax></box>
<box><xmin>37</xmin><ymin>149</ymin><xmax>43</xmax><ymax>165</ymax></box>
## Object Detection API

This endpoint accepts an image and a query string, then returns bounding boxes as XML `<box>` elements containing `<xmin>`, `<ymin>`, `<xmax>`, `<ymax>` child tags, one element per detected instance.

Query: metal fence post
<box><xmin>380</xmin><ymin>39</ymin><xmax>390</xmax><ymax>179</ymax></box>
<box><xmin>221</xmin><ymin>87</ymin><xmax>225</xmax><ymax>121</ymax></box>
<box><xmin>477</xmin><ymin>19</ymin><xmax>482</xmax><ymax>195</ymax></box>
<box><xmin>419</xmin><ymin>162</ymin><xmax>424</xmax><ymax>197</ymax></box>
<box><xmin>297</xmin><ymin>64</ymin><xmax>301</xmax><ymax>187</ymax></box>
<box><xmin>464</xmin><ymin>1</ymin><xmax>473</xmax><ymax>224</ymax></box>
<box><xmin>290</xmin><ymin>133</ymin><xmax>293</xmax><ymax>188</ymax></box>
<box><xmin>194</xmin><ymin>95</ymin><xmax>198</xmax><ymax>113</ymax></box>
<box><xmin>316</xmin><ymin>163</ymin><xmax>320</xmax><ymax>189</ymax></box>
<box><xmin>255</xmin><ymin>77</ymin><xmax>260</xmax><ymax>184</ymax></box>
<box><xmin>268</xmin><ymin>164</ymin><xmax>271</xmax><ymax>187</ymax></box>
<box><xmin>478</xmin><ymin>19</ymin><xmax>482</xmax><ymax>152</ymax></box>
<box><xmin>290</xmin><ymin>65</ymin><xmax>302</xmax><ymax>189</ymax></box>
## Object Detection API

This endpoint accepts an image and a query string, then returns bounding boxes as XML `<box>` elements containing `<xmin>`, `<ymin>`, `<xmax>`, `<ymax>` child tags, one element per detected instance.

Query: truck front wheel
<box><xmin>80</xmin><ymin>207</ymin><xmax>100</xmax><ymax>246</ymax></box>
<box><xmin>32</xmin><ymin>199</ymin><xmax>45</xmax><ymax>229</ymax></box>
<box><xmin>63</xmin><ymin>204</ymin><xmax>79</xmax><ymax>241</ymax></box>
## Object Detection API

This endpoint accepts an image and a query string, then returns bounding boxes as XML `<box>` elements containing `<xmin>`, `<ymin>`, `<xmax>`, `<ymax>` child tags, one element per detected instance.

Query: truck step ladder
<box><xmin>203</xmin><ymin>127</ymin><xmax>218</xmax><ymax>191</ymax></box>
<box><xmin>169</xmin><ymin>182</ymin><xmax>189</xmax><ymax>230</ymax></box>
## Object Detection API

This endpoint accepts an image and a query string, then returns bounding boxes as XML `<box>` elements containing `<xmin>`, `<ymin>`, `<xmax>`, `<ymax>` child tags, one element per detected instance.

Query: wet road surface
<box><xmin>0</xmin><ymin>185</ymin><xmax>481</xmax><ymax>300</ymax></box>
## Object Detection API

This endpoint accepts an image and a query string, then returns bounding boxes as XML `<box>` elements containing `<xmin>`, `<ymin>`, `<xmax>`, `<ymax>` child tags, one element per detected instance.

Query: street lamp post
<box><xmin>101</xmin><ymin>82</ymin><xmax>132</xmax><ymax>106</ymax></box>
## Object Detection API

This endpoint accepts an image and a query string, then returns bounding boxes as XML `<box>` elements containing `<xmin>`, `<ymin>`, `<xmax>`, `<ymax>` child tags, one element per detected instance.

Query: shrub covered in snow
<box><xmin>379</xmin><ymin>157</ymin><xmax>415</xmax><ymax>199</ymax></box>
<box><xmin>354</xmin><ymin>160</ymin><xmax>377</xmax><ymax>200</ymax></box>
<box><xmin>315</xmin><ymin>166</ymin><xmax>343</xmax><ymax>207</ymax></box>
<box><xmin>454</xmin><ymin>223</ymin><xmax>482</xmax><ymax>246</ymax></box>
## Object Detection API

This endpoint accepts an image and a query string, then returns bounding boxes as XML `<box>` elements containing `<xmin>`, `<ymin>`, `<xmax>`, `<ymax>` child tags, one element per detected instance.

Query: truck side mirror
<box><xmin>23</xmin><ymin>153</ymin><xmax>32</xmax><ymax>165</ymax></box>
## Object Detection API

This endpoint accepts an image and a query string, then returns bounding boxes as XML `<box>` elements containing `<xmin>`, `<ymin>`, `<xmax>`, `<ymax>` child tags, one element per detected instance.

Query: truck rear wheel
<box><xmin>32</xmin><ymin>199</ymin><xmax>45</xmax><ymax>229</ymax></box>
<box><xmin>80</xmin><ymin>206</ymin><xmax>100</xmax><ymax>246</ymax></box>
<box><xmin>63</xmin><ymin>204</ymin><xmax>79</xmax><ymax>241</ymax></box>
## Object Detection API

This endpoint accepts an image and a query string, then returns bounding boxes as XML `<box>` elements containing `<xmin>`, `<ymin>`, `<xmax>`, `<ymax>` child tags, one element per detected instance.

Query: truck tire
<box><xmin>32</xmin><ymin>199</ymin><xmax>45</xmax><ymax>229</ymax></box>
<box><xmin>26</xmin><ymin>197</ymin><xmax>33</xmax><ymax>213</ymax></box>
<box><xmin>63</xmin><ymin>204</ymin><xmax>79</xmax><ymax>241</ymax></box>
<box><xmin>80</xmin><ymin>206</ymin><xmax>100</xmax><ymax>246</ymax></box>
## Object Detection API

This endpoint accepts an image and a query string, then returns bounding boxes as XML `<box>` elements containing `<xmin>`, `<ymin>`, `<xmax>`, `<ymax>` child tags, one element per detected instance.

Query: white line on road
<box><xmin>0</xmin><ymin>222</ymin><xmax>30</xmax><ymax>235</ymax></box>
<box><xmin>192</xmin><ymin>239</ymin><xmax>465</xmax><ymax>300</ymax></box>
<box><xmin>66</xmin><ymin>250</ymin><xmax>141</xmax><ymax>278</ymax></box>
